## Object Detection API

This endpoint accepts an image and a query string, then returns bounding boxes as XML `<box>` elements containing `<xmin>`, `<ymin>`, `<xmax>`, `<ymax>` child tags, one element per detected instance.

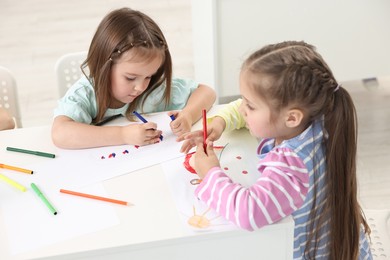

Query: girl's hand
<box><xmin>168</xmin><ymin>111</ymin><xmax>192</xmax><ymax>137</ymax></box>
<box><xmin>177</xmin><ymin>116</ymin><xmax>226</xmax><ymax>154</ymax></box>
<box><xmin>194</xmin><ymin>141</ymin><xmax>220</xmax><ymax>179</ymax></box>
<box><xmin>178</xmin><ymin>130</ymin><xmax>204</xmax><ymax>154</ymax></box>
<box><xmin>122</xmin><ymin>122</ymin><xmax>162</xmax><ymax>146</ymax></box>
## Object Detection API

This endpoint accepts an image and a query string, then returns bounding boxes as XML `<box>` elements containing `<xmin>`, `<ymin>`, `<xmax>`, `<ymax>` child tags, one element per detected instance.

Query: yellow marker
<box><xmin>0</xmin><ymin>173</ymin><xmax>27</xmax><ymax>192</ymax></box>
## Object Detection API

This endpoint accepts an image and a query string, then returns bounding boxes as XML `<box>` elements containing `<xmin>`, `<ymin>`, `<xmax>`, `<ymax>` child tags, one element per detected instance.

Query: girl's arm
<box><xmin>194</xmin><ymin>143</ymin><xmax>309</xmax><ymax>231</ymax></box>
<box><xmin>51</xmin><ymin>115</ymin><xmax>162</xmax><ymax>149</ymax></box>
<box><xmin>169</xmin><ymin>84</ymin><xmax>216</xmax><ymax>136</ymax></box>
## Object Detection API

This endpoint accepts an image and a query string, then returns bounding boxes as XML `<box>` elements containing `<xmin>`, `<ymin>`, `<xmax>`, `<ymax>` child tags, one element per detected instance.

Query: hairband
<box><xmin>108</xmin><ymin>40</ymin><xmax>167</xmax><ymax>62</ymax></box>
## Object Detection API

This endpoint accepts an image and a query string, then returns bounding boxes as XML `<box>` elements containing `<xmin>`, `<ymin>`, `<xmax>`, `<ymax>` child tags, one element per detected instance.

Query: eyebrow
<box><xmin>241</xmin><ymin>95</ymin><xmax>252</xmax><ymax>104</ymax></box>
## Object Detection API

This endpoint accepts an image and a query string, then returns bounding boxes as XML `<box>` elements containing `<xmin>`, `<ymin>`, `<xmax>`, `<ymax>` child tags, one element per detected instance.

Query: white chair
<box><xmin>364</xmin><ymin>209</ymin><xmax>390</xmax><ymax>259</ymax></box>
<box><xmin>0</xmin><ymin>66</ymin><xmax>22</xmax><ymax>128</ymax></box>
<box><xmin>55</xmin><ymin>51</ymin><xmax>87</xmax><ymax>98</ymax></box>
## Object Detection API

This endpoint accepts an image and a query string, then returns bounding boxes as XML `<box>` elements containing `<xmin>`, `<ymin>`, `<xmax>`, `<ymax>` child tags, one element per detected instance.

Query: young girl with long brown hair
<box><xmin>52</xmin><ymin>7</ymin><xmax>215</xmax><ymax>149</ymax></box>
<box><xmin>179</xmin><ymin>41</ymin><xmax>372</xmax><ymax>259</ymax></box>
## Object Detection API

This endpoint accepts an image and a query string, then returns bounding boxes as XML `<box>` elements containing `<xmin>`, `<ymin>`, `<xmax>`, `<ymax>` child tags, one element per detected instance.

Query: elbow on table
<box><xmin>51</xmin><ymin>126</ymin><xmax>67</xmax><ymax>148</ymax></box>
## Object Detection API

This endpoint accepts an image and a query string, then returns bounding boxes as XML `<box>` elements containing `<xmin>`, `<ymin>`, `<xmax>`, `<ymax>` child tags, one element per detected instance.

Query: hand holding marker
<box><xmin>132</xmin><ymin>111</ymin><xmax>163</xmax><ymax>141</ymax></box>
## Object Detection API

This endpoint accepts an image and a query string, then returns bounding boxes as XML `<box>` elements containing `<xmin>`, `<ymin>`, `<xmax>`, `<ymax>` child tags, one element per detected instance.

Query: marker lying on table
<box><xmin>0</xmin><ymin>173</ymin><xmax>27</xmax><ymax>192</ymax></box>
<box><xmin>31</xmin><ymin>183</ymin><xmax>57</xmax><ymax>215</ymax></box>
<box><xmin>60</xmin><ymin>189</ymin><xmax>129</xmax><ymax>206</ymax></box>
<box><xmin>6</xmin><ymin>147</ymin><xmax>55</xmax><ymax>158</ymax></box>
<box><xmin>132</xmin><ymin>111</ymin><xmax>163</xmax><ymax>141</ymax></box>
<box><xmin>0</xmin><ymin>163</ymin><xmax>33</xmax><ymax>174</ymax></box>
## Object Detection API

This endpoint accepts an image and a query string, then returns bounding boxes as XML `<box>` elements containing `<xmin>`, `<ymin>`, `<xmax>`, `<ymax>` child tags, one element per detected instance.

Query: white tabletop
<box><xmin>0</xmin><ymin>110</ymin><xmax>294</xmax><ymax>260</ymax></box>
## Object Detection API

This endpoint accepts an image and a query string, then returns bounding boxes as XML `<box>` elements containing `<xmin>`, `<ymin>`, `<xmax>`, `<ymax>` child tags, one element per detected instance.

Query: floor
<box><xmin>1</xmin><ymin>0</ymin><xmax>389</xmax><ymax>214</ymax></box>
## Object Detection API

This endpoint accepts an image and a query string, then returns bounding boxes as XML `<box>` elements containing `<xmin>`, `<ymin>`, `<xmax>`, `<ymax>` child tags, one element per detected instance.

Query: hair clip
<box><xmin>130</xmin><ymin>43</ymin><xmax>134</xmax><ymax>47</ymax></box>
<box><xmin>109</xmin><ymin>57</ymin><xmax>113</xmax><ymax>61</ymax></box>
<box><xmin>117</xmin><ymin>50</ymin><xmax>121</xmax><ymax>54</ymax></box>
<box><xmin>334</xmin><ymin>84</ymin><xmax>341</xmax><ymax>92</ymax></box>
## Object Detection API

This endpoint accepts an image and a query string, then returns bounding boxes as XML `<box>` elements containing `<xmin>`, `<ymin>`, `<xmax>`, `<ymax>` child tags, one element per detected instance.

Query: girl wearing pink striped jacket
<box><xmin>178</xmin><ymin>41</ymin><xmax>372</xmax><ymax>259</ymax></box>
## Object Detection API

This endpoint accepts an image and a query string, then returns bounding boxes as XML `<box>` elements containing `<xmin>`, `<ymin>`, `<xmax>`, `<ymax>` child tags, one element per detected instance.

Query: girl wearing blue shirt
<box><xmin>52</xmin><ymin>7</ymin><xmax>215</xmax><ymax>149</ymax></box>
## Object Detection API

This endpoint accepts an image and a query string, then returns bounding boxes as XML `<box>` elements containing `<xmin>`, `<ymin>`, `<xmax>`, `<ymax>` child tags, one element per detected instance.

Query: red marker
<box><xmin>202</xmin><ymin>109</ymin><xmax>207</xmax><ymax>152</ymax></box>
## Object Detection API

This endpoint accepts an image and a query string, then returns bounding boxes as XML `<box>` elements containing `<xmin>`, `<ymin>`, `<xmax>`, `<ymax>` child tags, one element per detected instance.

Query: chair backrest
<box><xmin>0</xmin><ymin>66</ymin><xmax>22</xmax><ymax>128</ymax></box>
<box><xmin>55</xmin><ymin>51</ymin><xmax>87</xmax><ymax>98</ymax></box>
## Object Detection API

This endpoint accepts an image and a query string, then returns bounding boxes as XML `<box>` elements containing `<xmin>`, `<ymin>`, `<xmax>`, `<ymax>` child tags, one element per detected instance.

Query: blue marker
<box><xmin>132</xmin><ymin>111</ymin><xmax>148</xmax><ymax>123</ymax></box>
<box><xmin>169</xmin><ymin>114</ymin><xmax>176</xmax><ymax>121</ymax></box>
<box><xmin>132</xmin><ymin>111</ymin><xmax>163</xmax><ymax>141</ymax></box>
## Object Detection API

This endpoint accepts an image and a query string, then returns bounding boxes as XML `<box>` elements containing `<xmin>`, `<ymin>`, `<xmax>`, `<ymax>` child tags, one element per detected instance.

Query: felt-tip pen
<box><xmin>31</xmin><ymin>183</ymin><xmax>57</xmax><ymax>215</ymax></box>
<box><xmin>132</xmin><ymin>111</ymin><xmax>163</xmax><ymax>141</ymax></box>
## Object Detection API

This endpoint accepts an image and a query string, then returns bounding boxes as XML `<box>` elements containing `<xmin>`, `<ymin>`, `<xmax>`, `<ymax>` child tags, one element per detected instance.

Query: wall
<box><xmin>192</xmin><ymin>0</ymin><xmax>390</xmax><ymax>101</ymax></box>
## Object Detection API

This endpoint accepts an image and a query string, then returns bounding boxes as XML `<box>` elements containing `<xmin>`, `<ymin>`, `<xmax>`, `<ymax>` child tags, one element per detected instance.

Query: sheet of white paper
<box><xmin>29</xmin><ymin>113</ymin><xmax>184</xmax><ymax>188</ymax></box>
<box><xmin>1</xmin><ymin>181</ymin><xmax>120</xmax><ymax>256</ymax></box>
<box><xmin>162</xmin><ymin>129</ymin><xmax>259</xmax><ymax>234</ymax></box>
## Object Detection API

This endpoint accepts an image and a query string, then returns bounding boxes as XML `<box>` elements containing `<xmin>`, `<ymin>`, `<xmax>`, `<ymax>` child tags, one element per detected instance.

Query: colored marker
<box><xmin>0</xmin><ymin>174</ymin><xmax>27</xmax><ymax>192</ymax></box>
<box><xmin>60</xmin><ymin>189</ymin><xmax>129</xmax><ymax>206</ymax></box>
<box><xmin>6</xmin><ymin>147</ymin><xmax>55</xmax><ymax>158</ymax></box>
<box><xmin>95</xmin><ymin>114</ymin><xmax>122</xmax><ymax>126</ymax></box>
<box><xmin>132</xmin><ymin>111</ymin><xmax>148</xmax><ymax>123</ymax></box>
<box><xmin>132</xmin><ymin>111</ymin><xmax>163</xmax><ymax>141</ymax></box>
<box><xmin>169</xmin><ymin>114</ymin><xmax>176</xmax><ymax>121</ymax></box>
<box><xmin>202</xmin><ymin>109</ymin><xmax>207</xmax><ymax>152</ymax></box>
<box><xmin>31</xmin><ymin>183</ymin><xmax>57</xmax><ymax>215</ymax></box>
<box><xmin>0</xmin><ymin>163</ymin><xmax>33</xmax><ymax>174</ymax></box>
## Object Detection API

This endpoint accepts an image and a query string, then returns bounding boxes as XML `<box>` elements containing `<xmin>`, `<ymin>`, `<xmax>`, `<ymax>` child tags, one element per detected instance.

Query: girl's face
<box><xmin>110</xmin><ymin>50</ymin><xmax>163</xmax><ymax>108</ymax></box>
<box><xmin>238</xmin><ymin>71</ymin><xmax>291</xmax><ymax>143</ymax></box>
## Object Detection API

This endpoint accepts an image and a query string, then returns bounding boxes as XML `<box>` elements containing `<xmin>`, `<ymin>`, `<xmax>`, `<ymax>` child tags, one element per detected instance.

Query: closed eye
<box><xmin>246</xmin><ymin>103</ymin><xmax>255</xmax><ymax>110</ymax></box>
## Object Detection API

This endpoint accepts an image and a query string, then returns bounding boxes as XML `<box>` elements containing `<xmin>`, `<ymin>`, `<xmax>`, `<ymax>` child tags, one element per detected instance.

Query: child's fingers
<box><xmin>143</xmin><ymin>122</ymin><xmax>158</xmax><ymax>130</ymax></box>
<box><xmin>195</xmin><ymin>142</ymin><xmax>206</xmax><ymax>155</ymax></box>
<box><xmin>206</xmin><ymin>141</ymin><xmax>214</xmax><ymax>153</ymax></box>
<box><xmin>167</xmin><ymin>110</ymin><xmax>178</xmax><ymax>119</ymax></box>
<box><xmin>180</xmin><ymin>140</ymin><xmax>194</xmax><ymax>153</ymax></box>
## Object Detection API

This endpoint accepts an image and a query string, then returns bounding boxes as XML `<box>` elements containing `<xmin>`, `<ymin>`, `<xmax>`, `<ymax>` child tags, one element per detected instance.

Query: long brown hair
<box><xmin>81</xmin><ymin>7</ymin><xmax>172</xmax><ymax>123</ymax></box>
<box><xmin>242</xmin><ymin>41</ymin><xmax>370</xmax><ymax>259</ymax></box>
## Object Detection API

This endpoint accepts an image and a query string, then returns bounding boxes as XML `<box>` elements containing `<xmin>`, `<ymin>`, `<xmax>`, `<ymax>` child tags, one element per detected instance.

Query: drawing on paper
<box><xmin>187</xmin><ymin>206</ymin><xmax>220</xmax><ymax>229</ymax></box>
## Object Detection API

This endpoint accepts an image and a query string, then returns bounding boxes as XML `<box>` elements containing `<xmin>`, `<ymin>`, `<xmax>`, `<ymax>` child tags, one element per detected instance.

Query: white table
<box><xmin>0</xmin><ymin>111</ymin><xmax>294</xmax><ymax>260</ymax></box>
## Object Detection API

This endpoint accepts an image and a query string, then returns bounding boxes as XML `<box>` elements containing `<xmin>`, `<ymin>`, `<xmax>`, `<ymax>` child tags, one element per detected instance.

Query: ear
<box><xmin>285</xmin><ymin>109</ymin><xmax>304</xmax><ymax>128</ymax></box>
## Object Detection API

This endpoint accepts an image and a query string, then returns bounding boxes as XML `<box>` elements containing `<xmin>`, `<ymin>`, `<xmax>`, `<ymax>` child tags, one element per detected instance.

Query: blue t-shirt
<box><xmin>53</xmin><ymin>76</ymin><xmax>199</xmax><ymax>124</ymax></box>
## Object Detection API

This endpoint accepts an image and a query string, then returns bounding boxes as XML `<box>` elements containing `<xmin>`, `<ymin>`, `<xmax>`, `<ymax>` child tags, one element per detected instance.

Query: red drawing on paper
<box><xmin>183</xmin><ymin>152</ymin><xmax>196</xmax><ymax>174</ymax></box>
<box><xmin>183</xmin><ymin>144</ymin><xmax>228</xmax><ymax>174</ymax></box>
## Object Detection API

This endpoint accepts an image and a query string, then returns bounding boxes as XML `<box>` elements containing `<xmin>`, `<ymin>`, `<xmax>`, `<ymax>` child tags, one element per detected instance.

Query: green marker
<box><xmin>31</xmin><ymin>183</ymin><xmax>57</xmax><ymax>215</ymax></box>
<box><xmin>6</xmin><ymin>147</ymin><xmax>55</xmax><ymax>158</ymax></box>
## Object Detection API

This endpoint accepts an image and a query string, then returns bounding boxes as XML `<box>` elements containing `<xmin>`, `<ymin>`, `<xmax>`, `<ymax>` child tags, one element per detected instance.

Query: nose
<box><xmin>134</xmin><ymin>80</ymin><xmax>149</xmax><ymax>92</ymax></box>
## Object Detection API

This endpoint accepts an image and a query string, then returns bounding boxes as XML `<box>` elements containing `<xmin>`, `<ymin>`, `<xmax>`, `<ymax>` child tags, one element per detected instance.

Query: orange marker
<box><xmin>60</xmin><ymin>189</ymin><xmax>129</xmax><ymax>206</ymax></box>
<box><xmin>0</xmin><ymin>163</ymin><xmax>33</xmax><ymax>174</ymax></box>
